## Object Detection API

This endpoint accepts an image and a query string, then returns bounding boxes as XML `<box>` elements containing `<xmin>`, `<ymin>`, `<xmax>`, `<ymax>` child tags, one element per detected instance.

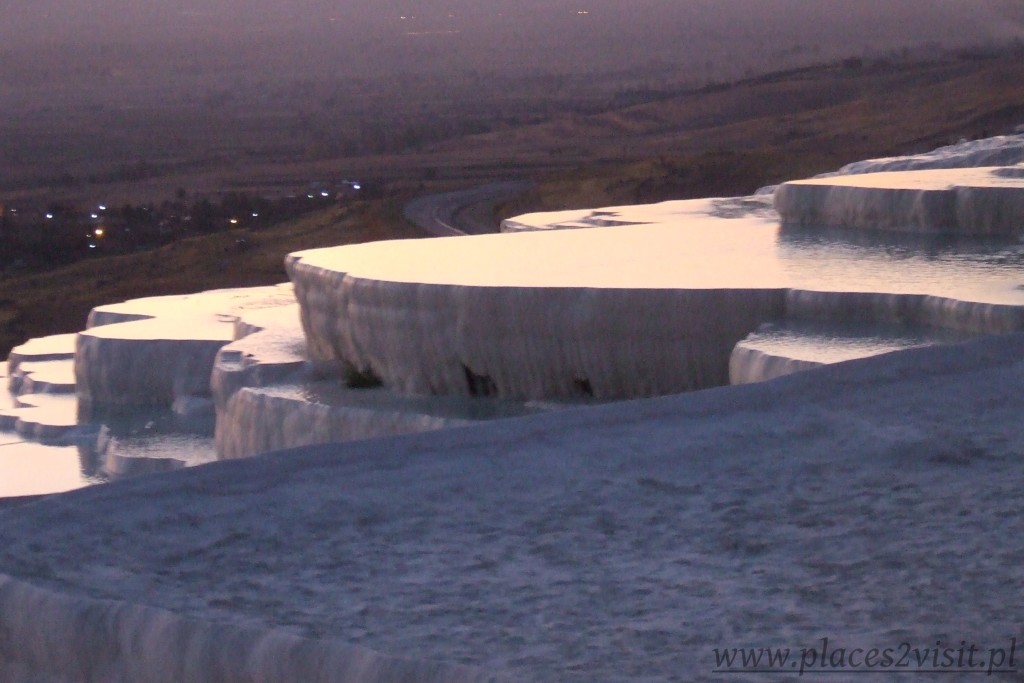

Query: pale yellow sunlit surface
<box><xmin>789</xmin><ymin>166</ymin><xmax>1024</xmax><ymax>189</ymax></box>
<box><xmin>0</xmin><ymin>442</ymin><xmax>94</xmax><ymax>497</ymax></box>
<box><xmin>294</xmin><ymin>198</ymin><xmax>1024</xmax><ymax>305</ymax></box>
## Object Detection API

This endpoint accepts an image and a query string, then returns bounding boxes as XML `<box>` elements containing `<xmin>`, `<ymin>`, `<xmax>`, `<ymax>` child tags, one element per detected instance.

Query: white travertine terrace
<box><xmin>0</xmin><ymin>574</ymin><xmax>506</xmax><ymax>683</ymax></box>
<box><xmin>9</xmin><ymin>359</ymin><xmax>76</xmax><ymax>395</ymax></box>
<box><xmin>5</xmin><ymin>133</ymin><xmax>1024</xmax><ymax>682</ymax></box>
<box><xmin>819</xmin><ymin>133</ymin><xmax>1024</xmax><ymax>175</ymax></box>
<box><xmin>774</xmin><ymin>165</ymin><xmax>1024</xmax><ymax>234</ymax></box>
<box><xmin>217</xmin><ymin>383</ymin><xmax>551</xmax><ymax>460</ymax></box>
<box><xmin>728</xmin><ymin>320</ymin><xmax>975</xmax><ymax>385</ymax></box>
<box><xmin>75</xmin><ymin>285</ymin><xmax>296</xmax><ymax>407</ymax></box>
<box><xmin>500</xmin><ymin>195</ymin><xmax>777</xmax><ymax>233</ymax></box>
<box><xmin>15</xmin><ymin>165</ymin><xmax>1024</xmax><ymax>462</ymax></box>
<box><xmin>5</xmin><ymin>333</ymin><xmax>77</xmax><ymax>376</ymax></box>
<box><xmin>288</xmin><ymin>193</ymin><xmax>1024</xmax><ymax>401</ymax></box>
<box><xmin>3</xmin><ymin>333</ymin><xmax>1024</xmax><ymax>682</ymax></box>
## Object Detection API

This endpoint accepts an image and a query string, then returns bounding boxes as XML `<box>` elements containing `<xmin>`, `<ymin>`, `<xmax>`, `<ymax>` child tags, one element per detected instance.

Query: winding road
<box><xmin>403</xmin><ymin>180</ymin><xmax>534</xmax><ymax>236</ymax></box>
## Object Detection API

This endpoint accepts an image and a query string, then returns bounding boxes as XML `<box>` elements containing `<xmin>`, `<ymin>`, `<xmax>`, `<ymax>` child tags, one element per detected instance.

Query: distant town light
<box><xmin>94</xmin><ymin>227</ymin><xmax>105</xmax><ymax>237</ymax></box>
<box><xmin>307</xmin><ymin>194</ymin><xmax>315</xmax><ymax>199</ymax></box>
<box><xmin>353</xmin><ymin>183</ymin><xmax>362</xmax><ymax>190</ymax></box>
<box><xmin>45</xmin><ymin>213</ymin><xmax>54</xmax><ymax>219</ymax></box>
<box><xmin>88</xmin><ymin>243</ymin><xmax>97</xmax><ymax>249</ymax></box>
<box><xmin>230</xmin><ymin>218</ymin><xmax>239</xmax><ymax>225</ymax></box>
<box><xmin>98</xmin><ymin>205</ymin><xmax>107</xmax><ymax>210</ymax></box>
<box><xmin>321</xmin><ymin>191</ymin><xmax>330</xmax><ymax>197</ymax></box>
<box><xmin>91</xmin><ymin>213</ymin><xmax>99</xmax><ymax>219</ymax></box>
<box><xmin>252</xmin><ymin>212</ymin><xmax>259</xmax><ymax>217</ymax></box>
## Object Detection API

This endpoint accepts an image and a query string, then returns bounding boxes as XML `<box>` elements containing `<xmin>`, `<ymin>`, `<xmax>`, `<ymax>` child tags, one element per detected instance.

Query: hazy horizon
<box><xmin>3</xmin><ymin>0</ymin><xmax>1023</xmax><ymax>201</ymax></box>
<box><xmin>4</xmin><ymin>0</ymin><xmax>1023</xmax><ymax>83</ymax></box>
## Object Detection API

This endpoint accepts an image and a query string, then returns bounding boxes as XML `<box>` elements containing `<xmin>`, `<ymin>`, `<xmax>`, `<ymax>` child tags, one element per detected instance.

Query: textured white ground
<box><xmin>2</xmin><ymin>334</ymin><xmax>1024</xmax><ymax>682</ymax></box>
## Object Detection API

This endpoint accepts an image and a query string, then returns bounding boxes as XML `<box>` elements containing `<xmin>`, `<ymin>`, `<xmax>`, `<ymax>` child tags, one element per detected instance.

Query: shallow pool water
<box><xmin>5</xmin><ymin>192</ymin><xmax>1024</xmax><ymax>499</ymax></box>
<box><xmin>777</xmin><ymin>226</ymin><xmax>1024</xmax><ymax>305</ymax></box>
<box><xmin>736</xmin><ymin>319</ymin><xmax>977</xmax><ymax>364</ymax></box>
<box><xmin>1</xmin><ymin>360</ymin><xmax>217</xmax><ymax>498</ymax></box>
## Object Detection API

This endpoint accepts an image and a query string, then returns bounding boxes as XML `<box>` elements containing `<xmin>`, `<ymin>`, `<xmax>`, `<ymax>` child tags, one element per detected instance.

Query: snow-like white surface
<box><xmin>218</xmin><ymin>384</ymin><xmax>474</xmax><ymax>460</ymax></box>
<box><xmin>774</xmin><ymin>165</ymin><xmax>1024</xmax><ymax>234</ymax></box>
<box><xmin>728</xmin><ymin>320</ymin><xmax>974</xmax><ymax>384</ymax></box>
<box><xmin>4</xmin><ymin>133</ymin><xmax>1024</xmax><ymax>680</ymax></box>
<box><xmin>0</xmin><ymin>393</ymin><xmax>81</xmax><ymax>440</ymax></box>
<box><xmin>0</xmin><ymin>576</ymin><xmax>504</xmax><ymax>683</ymax></box>
<box><xmin>290</xmin><ymin>253</ymin><xmax>786</xmax><ymax>398</ymax></box>
<box><xmin>9</xmin><ymin>359</ymin><xmax>76</xmax><ymax>395</ymax></box>
<box><xmin>86</xmin><ymin>285</ymin><xmax>297</xmax><ymax>329</ymax></box>
<box><xmin>6</xmin><ymin>333</ymin><xmax>76</xmax><ymax>375</ymax></box>
<box><xmin>217</xmin><ymin>381</ymin><xmax>555</xmax><ymax>460</ymax></box>
<box><xmin>290</xmin><ymin>196</ymin><xmax>1024</xmax><ymax>399</ymax></box>
<box><xmin>500</xmin><ymin>195</ymin><xmax>777</xmax><ymax>233</ymax></box>
<box><xmin>821</xmin><ymin>133</ymin><xmax>1024</xmax><ymax>176</ymax></box>
<box><xmin>2</xmin><ymin>334</ymin><xmax>1024</xmax><ymax>682</ymax></box>
<box><xmin>295</xmin><ymin>204</ymin><xmax>788</xmax><ymax>289</ymax></box>
<box><xmin>75</xmin><ymin>285</ymin><xmax>296</xmax><ymax>408</ymax></box>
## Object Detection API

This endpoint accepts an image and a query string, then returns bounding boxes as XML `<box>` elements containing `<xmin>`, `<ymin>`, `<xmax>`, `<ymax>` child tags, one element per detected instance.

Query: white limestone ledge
<box><xmin>286</xmin><ymin>218</ymin><xmax>799</xmax><ymax>400</ymax></box>
<box><xmin>75</xmin><ymin>320</ymin><xmax>234</xmax><ymax>408</ymax></box>
<box><xmin>210</xmin><ymin>302</ymin><xmax>312</xmax><ymax>412</ymax></box>
<box><xmin>10</xmin><ymin>360</ymin><xmax>76</xmax><ymax>396</ymax></box>
<box><xmin>288</xmin><ymin>263</ymin><xmax>786</xmax><ymax>399</ymax></box>
<box><xmin>216</xmin><ymin>381</ymin><xmax>555</xmax><ymax>460</ymax></box>
<box><xmin>3</xmin><ymin>334</ymin><xmax>1024</xmax><ymax>682</ymax></box>
<box><xmin>6</xmin><ymin>334</ymin><xmax>77</xmax><ymax>377</ymax></box>
<box><xmin>74</xmin><ymin>285</ymin><xmax>296</xmax><ymax>409</ymax></box>
<box><xmin>819</xmin><ymin>134</ymin><xmax>1024</xmax><ymax>176</ymax></box>
<box><xmin>218</xmin><ymin>384</ymin><xmax>469</xmax><ymax>460</ymax></box>
<box><xmin>727</xmin><ymin>289</ymin><xmax>1024</xmax><ymax>386</ymax></box>
<box><xmin>774</xmin><ymin>166</ymin><xmax>1024</xmax><ymax>235</ymax></box>
<box><xmin>727</xmin><ymin>318</ymin><xmax>978</xmax><ymax>385</ymax></box>
<box><xmin>784</xmin><ymin>289</ymin><xmax>1024</xmax><ymax>335</ymax></box>
<box><xmin>729</xmin><ymin>345</ymin><xmax>824</xmax><ymax>385</ymax></box>
<box><xmin>0</xmin><ymin>574</ymin><xmax>508</xmax><ymax>683</ymax></box>
<box><xmin>286</xmin><ymin>207</ymin><xmax>1024</xmax><ymax>400</ymax></box>
<box><xmin>0</xmin><ymin>394</ymin><xmax>82</xmax><ymax>441</ymax></box>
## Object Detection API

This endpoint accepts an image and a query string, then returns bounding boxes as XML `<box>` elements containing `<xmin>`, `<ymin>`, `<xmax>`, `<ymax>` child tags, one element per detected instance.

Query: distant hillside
<box><xmin>3</xmin><ymin>53</ymin><xmax>1024</xmax><ymax>358</ymax></box>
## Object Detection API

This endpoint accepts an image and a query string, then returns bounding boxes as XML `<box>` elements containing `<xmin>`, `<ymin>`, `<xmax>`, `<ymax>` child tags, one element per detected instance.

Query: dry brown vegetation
<box><xmin>2</xmin><ymin>53</ymin><xmax>1023</xmax><ymax>358</ymax></box>
<box><xmin>0</xmin><ymin>201</ymin><xmax>422</xmax><ymax>356</ymax></box>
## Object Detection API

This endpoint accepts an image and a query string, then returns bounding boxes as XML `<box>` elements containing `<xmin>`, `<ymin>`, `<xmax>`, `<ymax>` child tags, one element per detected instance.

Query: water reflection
<box><xmin>739</xmin><ymin>318</ymin><xmax>977</xmax><ymax>364</ymax></box>
<box><xmin>777</xmin><ymin>224</ymin><xmax>1024</xmax><ymax>303</ymax></box>
<box><xmin>0</xmin><ymin>398</ymin><xmax>216</xmax><ymax>498</ymax></box>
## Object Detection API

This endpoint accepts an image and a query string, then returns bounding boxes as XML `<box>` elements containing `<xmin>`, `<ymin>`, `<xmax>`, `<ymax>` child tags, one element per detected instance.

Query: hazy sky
<box><xmin>2</xmin><ymin>1</ymin><xmax>1022</xmax><ymax>82</ymax></box>
<box><xmin>5</xmin><ymin>1</ymin><xmax>1021</xmax><ymax>44</ymax></box>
